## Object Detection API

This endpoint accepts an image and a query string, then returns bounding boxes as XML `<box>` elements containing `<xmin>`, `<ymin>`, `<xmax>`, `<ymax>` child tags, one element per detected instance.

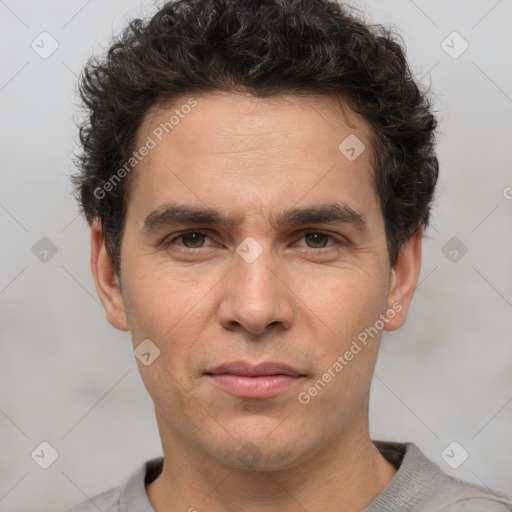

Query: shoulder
<box><xmin>60</xmin><ymin>456</ymin><xmax>163</xmax><ymax>512</ymax></box>
<box><xmin>61</xmin><ymin>485</ymin><xmax>122</xmax><ymax>512</ymax></box>
<box><xmin>441</xmin><ymin>497</ymin><xmax>512</xmax><ymax>511</ymax></box>
<box><xmin>421</xmin><ymin>453</ymin><xmax>512</xmax><ymax>511</ymax></box>
<box><xmin>371</xmin><ymin>441</ymin><xmax>512</xmax><ymax>512</ymax></box>
<box><xmin>433</xmin><ymin>476</ymin><xmax>512</xmax><ymax>511</ymax></box>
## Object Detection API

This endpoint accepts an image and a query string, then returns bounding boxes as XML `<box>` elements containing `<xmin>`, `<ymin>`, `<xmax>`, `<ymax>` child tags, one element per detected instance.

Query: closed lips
<box><xmin>206</xmin><ymin>361</ymin><xmax>304</xmax><ymax>377</ymax></box>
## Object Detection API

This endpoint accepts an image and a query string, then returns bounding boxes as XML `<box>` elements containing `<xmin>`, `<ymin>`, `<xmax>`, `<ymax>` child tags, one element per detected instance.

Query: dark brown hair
<box><xmin>73</xmin><ymin>0</ymin><xmax>439</xmax><ymax>275</ymax></box>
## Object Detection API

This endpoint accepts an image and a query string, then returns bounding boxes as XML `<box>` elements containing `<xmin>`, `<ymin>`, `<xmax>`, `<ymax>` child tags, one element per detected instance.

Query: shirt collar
<box><xmin>117</xmin><ymin>442</ymin><xmax>419</xmax><ymax>511</ymax></box>
<box><xmin>118</xmin><ymin>457</ymin><xmax>163</xmax><ymax>512</ymax></box>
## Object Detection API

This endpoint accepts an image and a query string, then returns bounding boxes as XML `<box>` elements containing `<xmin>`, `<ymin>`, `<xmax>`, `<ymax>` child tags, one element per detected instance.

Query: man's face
<box><xmin>98</xmin><ymin>92</ymin><xmax>413</xmax><ymax>470</ymax></box>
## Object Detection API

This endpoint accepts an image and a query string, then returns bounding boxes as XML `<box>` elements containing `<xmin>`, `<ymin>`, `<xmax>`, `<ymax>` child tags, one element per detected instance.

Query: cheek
<box><xmin>121</xmin><ymin>267</ymin><xmax>215</xmax><ymax>416</ymax></box>
<box><xmin>122</xmin><ymin>259</ymin><xmax>208</xmax><ymax>334</ymax></box>
<box><xmin>295</xmin><ymin>275</ymin><xmax>385</xmax><ymax>423</ymax></box>
<box><xmin>121</xmin><ymin>262</ymin><xmax>221</xmax><ymax>382</ymax></box>
<box><xmin>299</xmin><ymin>267</ymin><xmax>388</xmax><ymax>344</ymax></box>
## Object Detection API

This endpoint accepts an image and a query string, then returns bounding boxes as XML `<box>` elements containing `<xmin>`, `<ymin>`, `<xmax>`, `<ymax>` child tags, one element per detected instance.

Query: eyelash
<box><xmin>164</xmin><ymin>230</ymin><xmax>344</xmax><ymax>252</ymax></box>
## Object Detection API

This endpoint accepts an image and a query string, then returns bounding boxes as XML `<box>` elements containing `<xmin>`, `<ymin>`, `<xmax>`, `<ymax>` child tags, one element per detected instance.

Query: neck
<box><xmin>147</xmin><ymin>411</ymin><xmax>397</xmax><ymax>512</ymax></box>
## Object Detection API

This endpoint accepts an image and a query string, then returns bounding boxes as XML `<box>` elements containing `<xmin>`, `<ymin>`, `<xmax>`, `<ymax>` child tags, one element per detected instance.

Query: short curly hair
<box><xmin>73</xmin><ymin>0</ymin><xmax>439</xmax><ymax>276</ymax></box>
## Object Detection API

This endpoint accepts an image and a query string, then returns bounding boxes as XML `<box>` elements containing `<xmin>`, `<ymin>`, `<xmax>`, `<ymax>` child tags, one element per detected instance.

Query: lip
<box><xmin>207</xmin><ymin>360</ymin><xmax>303</xmax><ymax>377</ymax></box>
<box><xmin>205</xmin><ymin>360</ymin><xmax>305</xmax><ymax>399</ymax></box>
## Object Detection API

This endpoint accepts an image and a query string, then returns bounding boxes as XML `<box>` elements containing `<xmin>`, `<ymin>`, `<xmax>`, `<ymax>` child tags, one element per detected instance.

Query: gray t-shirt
<box><xmin>63</xmin><ymin>441</ymin><xmax>512</xmax><ymax>511</ymax></box>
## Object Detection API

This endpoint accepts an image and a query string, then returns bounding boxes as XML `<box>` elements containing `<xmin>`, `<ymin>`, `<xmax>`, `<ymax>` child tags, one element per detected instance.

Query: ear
<box><xmin>383</xmin><ymin>225</ymin><xmax>423</xmax><ymax>332</ymax></box>
<box><xmin>90</xmin><ymin>218</ymin><xmax>129</xmax><ymax>331</ymax></box>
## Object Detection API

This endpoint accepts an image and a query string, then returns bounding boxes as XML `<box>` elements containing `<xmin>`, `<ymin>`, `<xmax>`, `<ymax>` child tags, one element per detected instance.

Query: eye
<box><xmin>163</xmin><ymin>230</ymin><xmax>343</xmax><ymax>252</ymax></box>
<box><xmin>296</xmin><ymin>231</ymin><xmax>340</xmax><ymax>249</ymax></box>
<box><xmin>166</xmin><ymin>231</ymin><xmax>212</xmax><ymax>249</ymax></box>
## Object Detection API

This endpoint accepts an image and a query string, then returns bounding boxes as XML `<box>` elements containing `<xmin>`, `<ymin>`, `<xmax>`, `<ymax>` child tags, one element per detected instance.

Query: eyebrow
<box><xmin>143</xmin><ymin>202</ymin><xmax>368</xmax><ymax>235</ymax></box>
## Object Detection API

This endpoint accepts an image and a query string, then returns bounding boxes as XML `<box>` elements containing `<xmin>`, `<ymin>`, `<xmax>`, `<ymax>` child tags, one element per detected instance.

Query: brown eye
<box><xmin>165</xmin><ymin>231</ymin><xmax>212</xmax><ymax>250</ymax></box>
<box><xmin>179</xmin><ymin>232</ymin><xmax>207</xmax><ymax>248</ymax></box>
<box><xmin>304</xmin><ymin>232</ymin><xmax>331</xmax><ymax>248</ymax></box>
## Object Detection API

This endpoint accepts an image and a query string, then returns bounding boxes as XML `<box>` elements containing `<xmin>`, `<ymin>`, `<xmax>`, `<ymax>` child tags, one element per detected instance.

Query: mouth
<box><xmin>205</xmin><ymin>360</ymin><xmax>306</xmax><ymax>399</ymax></box>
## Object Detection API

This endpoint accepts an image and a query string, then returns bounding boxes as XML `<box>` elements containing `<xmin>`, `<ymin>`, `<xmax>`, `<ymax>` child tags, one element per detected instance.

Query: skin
<box><xmin>91</xmin><ymin>91</ymin><xmax>422</xmax><ymax>512</ymax></box>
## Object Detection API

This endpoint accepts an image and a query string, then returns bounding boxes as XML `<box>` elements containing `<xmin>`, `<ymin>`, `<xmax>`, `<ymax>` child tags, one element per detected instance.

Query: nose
<box><xmin>217</xmin><ymin>242</ymin><xmax>294</xmax><ymax>336</ymax></box>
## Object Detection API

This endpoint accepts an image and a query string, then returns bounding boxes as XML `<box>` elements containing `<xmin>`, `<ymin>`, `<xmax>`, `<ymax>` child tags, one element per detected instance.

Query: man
<box><xmin>67</xmin><ymin>0</ymin><xmax>512</xmax><ymax>510</ymax></box>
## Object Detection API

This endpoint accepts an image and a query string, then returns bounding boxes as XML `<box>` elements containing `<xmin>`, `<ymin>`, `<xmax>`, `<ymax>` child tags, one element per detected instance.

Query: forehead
<box><xmin>138</xmin><ymin>91</ymin><xmax>372</xmax><ymax>158</ymax></box>
<box><xmin>127</xmin><ymin>91</ymin><xmax>381</xmax><ymax>228</ymax></box>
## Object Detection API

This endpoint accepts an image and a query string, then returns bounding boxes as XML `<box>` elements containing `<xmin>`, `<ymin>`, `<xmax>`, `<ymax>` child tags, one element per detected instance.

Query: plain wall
<box><xmin>1</xmin><ymin>0</ymin><xmax>511</xmax><ymax>510</ymax></box>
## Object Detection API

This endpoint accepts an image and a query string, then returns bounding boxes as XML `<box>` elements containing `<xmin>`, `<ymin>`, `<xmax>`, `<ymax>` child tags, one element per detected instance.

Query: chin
<box><xmin>209</xmin><ymin>427</ymin><xmax>313</xmax><ymax>472</ymax></box>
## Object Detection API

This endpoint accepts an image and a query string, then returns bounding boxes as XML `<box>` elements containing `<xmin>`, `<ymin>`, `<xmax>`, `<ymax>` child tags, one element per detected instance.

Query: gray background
<box><xmin>1</xmin><ymin>0</ymin><xmax>511</xmax><ymax>510</ymax></box>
